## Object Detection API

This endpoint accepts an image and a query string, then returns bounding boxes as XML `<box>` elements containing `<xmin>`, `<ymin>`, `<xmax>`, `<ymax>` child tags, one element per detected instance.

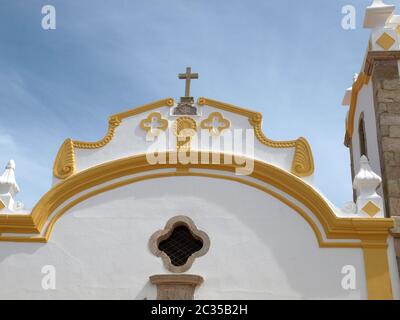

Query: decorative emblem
<box><xmin>376</xmin><ymin>32</ymin><xmax>395</xmax><ymax>50</ymax></box>
<box><xmin>200</xmin><ymin>112</ymin><xmax>230</xmax><ymax>136</ymax></box>
<box><xmin>140</xmin><ymin>112</ymin><xmax>168</xmax><ymax>137</ymax></box>
<box><xmin>362</xmin><ymin>201</ymin><xmax>380</xmax><ymax>218</ymax></box>
<box><xmin>173</xmin><ymin>117</ymin><xmax>197</xmax><ymax>151</ymax></box>
<box><xmin>149</xmin><ymin>216</ymin><xmax>210</xmax><ymax>273</ymax></box>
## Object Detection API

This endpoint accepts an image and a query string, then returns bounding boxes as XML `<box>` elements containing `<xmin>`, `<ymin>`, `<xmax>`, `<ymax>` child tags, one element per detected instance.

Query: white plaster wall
<box><xmin>351</xmin><ymin>82</ymin><xmax>384</xmax><ymax>198</ymax></box>
<box><xmin>0</xmin><ymin>176</ymin><xmax>368</xmax><ymax>300</ymax></box>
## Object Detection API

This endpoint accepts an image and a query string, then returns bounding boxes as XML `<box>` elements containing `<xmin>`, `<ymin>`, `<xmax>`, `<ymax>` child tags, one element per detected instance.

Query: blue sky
<box><xmin>0</xmin><ymin>0</ymin><xmax>389</xmax><ymax>208</ymax></box>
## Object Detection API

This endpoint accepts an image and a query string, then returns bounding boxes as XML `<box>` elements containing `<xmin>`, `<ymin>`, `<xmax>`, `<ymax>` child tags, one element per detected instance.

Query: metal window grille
<box><xmin>158</xmin><ymin>226</ymin><xmax>204</xmax><ymax>266</ymax></box>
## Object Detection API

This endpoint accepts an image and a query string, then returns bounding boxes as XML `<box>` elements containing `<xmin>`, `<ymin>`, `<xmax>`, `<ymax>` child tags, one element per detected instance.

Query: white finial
<box><xmin>353</xmin><ymin>156</ymin><xmax>382</xmax><ymax>188</ymax></box>
<box><xmin>0</xmin><ymin>159</ymin><xmax>23</xmax><ymax>212</ymax></box>
<box><xmin>353</xmin><ymin>156</ymin><xmax>384</xmax><ymax>217</ymax></box>
<box><xmin>363</xmin><ymin>0</ymin><xmax>395</xmax><ymax>28</ymax></box>
<box><xmin>6</xmin><ymin>160</ymin><xmax>15</xmax><ymax>170</ymax></box>
<box><xmin>342</xmin><ymin>87</ymin><xmax>352</xmax><ymax>106</ymax></box>
<box><xmin>370</xmin><ymin>0</ymin><xmax>386</xmax><ymax>7</ymax></box>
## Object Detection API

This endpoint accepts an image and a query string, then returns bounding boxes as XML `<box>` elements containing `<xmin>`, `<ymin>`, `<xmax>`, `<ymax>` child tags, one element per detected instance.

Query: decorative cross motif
<box><xmin>179</xmin><ymin>67</ymin><xmax>198</xmax><ymax>98</ymax></box>
<box><xmin>200</xmin><ymin>112</ymin><xmax>230</xmax><ymax>136</ymax></box>
<box><xmin>140</xmin><ymin>112</ymin><xmax>168</xmax><ymax>137</ymax></box>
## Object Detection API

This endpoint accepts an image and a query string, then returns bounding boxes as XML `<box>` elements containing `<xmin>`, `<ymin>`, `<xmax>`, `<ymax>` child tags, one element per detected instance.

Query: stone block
<box><xmin>388</xmin><ymin>102</ymin><xmax>400</xmax><ymax>114</ymax></box>
<box><xmin>389</xmin><ymin>198</ymin><xmax>400</xmax><ymax>216</ymax></box>
<box><xmin>383</xmin><ymin>79</ymin><xmax>400</xmax><ymax>91</ymax></box>
<box><xmin>381</xmin><ymin>125</ymin><xmax>390</xmax><ymax>136</ymax></box>
<box><xmin>388</xmin><ymin>180</ymin><xmax>400</xmax><ymax>197</ymax></box>
<box><xmin>381</xmin><ymin>114</ymin><xmax>400</xmax><ymax>126</ymax></box>
<box><xmin>390</xmin><ymin>126</ymin><xmax>400</xmax><ymax>138</ymax></box>
<box><xmin>382</xmin><ymin>137</ymin><xmax>400</xmax><ymax>151</ymax></box>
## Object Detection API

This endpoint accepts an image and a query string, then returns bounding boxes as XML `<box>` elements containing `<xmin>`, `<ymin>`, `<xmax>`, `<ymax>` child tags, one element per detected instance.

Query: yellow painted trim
<box><xmin>53</xmin><ymin>97</ymin><xmax>314</xmax><ymax>179</ymax></box>
<box><xmin>53</xmin><ymin>138</ymin><xmax>76</xmax><ymax>179</ymax></box>
<box><xmin>5</xmin><ymin>153</ymin><xmax>393</xmax><ymax>240</ymax></box>
<box><xmin>198</xmin><ymin>98</ymin><xmax>314</xmax><ymax>177</ymax></box>
<box><xmin>345</xmin><ymin>73</ymin><xmax>371</xmax><ymax>146</ymax></box>
<box><xmin>363</xmin><ymin>242</ymin><xmax>393</xmax><ymax>300</ymax></box>
<box><xmin>200</xmin><ymin>112</ymin><xmax>231</xmax><ymax>136</ymax></box>
<box><xmin>376</xmin><ymin>32</ymin><xmax>396</xmax><ymax>51</ymax></box>
<box><xmin>362</xmin><ymin>201</ymin><xmax>381</xmax><ymax>217</ymax></box>
<box><xmin>173</xmin><ymin>117</ymin><xmax>198</xmax><ymax>151</ymax></box>
<box><xmin>72</xmin><ymin>116</ymin><xmax>122</xmax><ymax>150</ymax></box>
<box><xmin>52</xmin><ymin>98</ymin><xmax>175</xmax><ymax>179</ymax></box>
<box><xmin>0</xmin><ymin>153</ymin><xmax>394</xmax><ymax>299</ymax></box>
<box><xmin>113</xmin><ymin>98</ymin><xmax>175</xmax><ymax>120</ymax></box>
<box><xmin>139</xmin><ymin>112</ymin><xmax>168</xmax><ymax>135</ymax></box>
<box><xmin>0</xmin><ymin>214</ymin><xmax>39</xmax><ymax>234</ymax></box>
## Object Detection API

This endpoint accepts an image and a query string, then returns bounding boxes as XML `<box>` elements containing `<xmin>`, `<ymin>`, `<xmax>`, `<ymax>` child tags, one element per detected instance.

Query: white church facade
<box><xmin>0</xmin><ymin>0</ymin><xmax>400</xmax><ymax>300</ymax></box>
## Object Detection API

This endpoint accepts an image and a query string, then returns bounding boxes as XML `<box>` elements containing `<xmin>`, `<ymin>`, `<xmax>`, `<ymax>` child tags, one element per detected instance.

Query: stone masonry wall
<box><xmin>372</xmin><ymin>61</ymin><xmax>400</xmax><ymax>218</ymax></box>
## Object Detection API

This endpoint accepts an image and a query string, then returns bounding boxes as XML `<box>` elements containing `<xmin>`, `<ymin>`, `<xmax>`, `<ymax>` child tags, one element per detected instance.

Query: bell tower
<box><xmin>342</xmin><ymin>0</ymin><xmax>400</xmax><ymax>264</ymax></box>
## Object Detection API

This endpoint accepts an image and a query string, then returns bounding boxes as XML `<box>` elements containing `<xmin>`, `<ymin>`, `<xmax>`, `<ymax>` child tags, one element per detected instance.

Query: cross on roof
<box><xmin>178</xmin><ymin>67</ymin><xmax>198</xmax><ymax>97</ymax></box>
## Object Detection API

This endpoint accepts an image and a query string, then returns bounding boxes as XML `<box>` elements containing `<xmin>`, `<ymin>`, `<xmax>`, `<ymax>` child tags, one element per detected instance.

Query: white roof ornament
<box><xmin>0</xmin><ymin>160</ymin><xmax>24</xmax><ymax>212</ymax></box>
<box><xmin>363</xmin><ymin>0</ymin><xmax>395</xmax><ymax>28</ymax></box>
<box><xmin>353</xmin><ymin>156</ymin><xmax>384</xmax><ymax>218</ymax></box>
<box><xmin>342</xmin><ymin>87</ymin><xmax>352</xmax><ymax>106</ymax></box>
<box><xmin>0</xmin><ymin>160</ymin><xmax>20</xmax><ymax>195</ymax></box>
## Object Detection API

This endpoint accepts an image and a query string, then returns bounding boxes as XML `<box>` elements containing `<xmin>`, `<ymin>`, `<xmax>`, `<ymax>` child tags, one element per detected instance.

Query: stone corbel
<box><xmin>150</xmin><ymin>274</ymin><xmax>204</xmax><ymax>300</ymax></box>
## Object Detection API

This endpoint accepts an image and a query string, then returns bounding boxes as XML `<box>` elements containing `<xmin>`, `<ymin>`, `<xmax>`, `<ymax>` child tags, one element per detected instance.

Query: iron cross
<box><xmin>179</xmin><ymin>67</ymin><xmax>198</xmax><ymax>97</ymax></box>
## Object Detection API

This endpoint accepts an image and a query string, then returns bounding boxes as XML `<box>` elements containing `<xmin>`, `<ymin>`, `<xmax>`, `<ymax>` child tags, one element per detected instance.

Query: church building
<box><xmin>0</xmin><ymin>0</ymin><xmax>400</xmax><ymax>300</ymax></box>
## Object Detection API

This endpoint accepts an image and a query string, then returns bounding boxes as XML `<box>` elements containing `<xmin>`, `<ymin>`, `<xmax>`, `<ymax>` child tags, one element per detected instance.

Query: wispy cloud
<box><xmin>0</xmin><ymin>0</ymin><xmax>372</xmax><ymax>207</ymax></box>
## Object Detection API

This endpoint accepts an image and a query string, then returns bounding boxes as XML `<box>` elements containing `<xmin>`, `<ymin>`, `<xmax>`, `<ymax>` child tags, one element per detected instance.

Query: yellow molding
<box><xmin>200</xmin><ymin>112</ymin><xmax>231</xmax><ymax>136</ymax></box>
<box><xmin>198</xmin><ymin>97</ymin><xmax>259</xmax><ymax>118</ymax></box>
<box><xmin>72</xmin><ymin>116</ymin><xmax>122</xmax><ymax>150</ymax></box>
<box><xmin>5</xmin><ymin>153</ymin><xmax>393</xmax><ymax>240</ymax></box>
<box><xmin>173</xmin><ymin>117</ymin><xmax>198</xmax><ymax>151</ymax></box>
<box><xmin>0</xmin><ymin>214</ymin><xmax>39</xmax><ymax>234</ymax></box>
<box><xmin>0</xmin><ymin>153</ymin><xmax>394</xmax><ymax>299</ymax></box>
<box><xmin>64</xmin><ymin>99</ymin><xmax>175</xmax><ymax>150</ymax></box>
<box><xmin>199</xmin><ymin>98</ymin><xmax>314</xmax><ymax>177</ymax></box>
<box><xmin>53</xmin><ymin>139</ymin><xmax>76</xmax><ymax>179</ymax></box>
<box><xmin>363</xmin><ymin>243</ymin><xmax>393</xmax><ymax>300</ymax></box>
<box><xmin>112</xmin><ymin>98</ymin><xmax>175</xmax><ymax>120</ymax></box>
<box><xmin>52</xmin><ymin>98</ymin><xmax>175</xmax><ymax>179</ymax></box>
<box><xmin>344</xmin><ymin>73</ymin><xmax>371</xmax><ymax>146</ymax></box>
<box><xmin>139</xmin><ymin>112</ymin><xmax>168</xmax><ymax>135</ymax></box>
<box><xmin>53</xmin><ymin>97</ymin><xmax>314</xmax><ymax>179</ymax></box>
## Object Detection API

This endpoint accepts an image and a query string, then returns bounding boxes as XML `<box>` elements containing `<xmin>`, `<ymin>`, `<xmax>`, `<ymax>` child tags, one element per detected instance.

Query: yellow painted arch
<box><xmin>2</xmin><ymin>153</ymin><xmax>393</xmax><ymax>242</ymax></box>
<box><xmin>0</xmin><ymin>153</ymin><xmax>394</xmax><ymax>299</ymax></box>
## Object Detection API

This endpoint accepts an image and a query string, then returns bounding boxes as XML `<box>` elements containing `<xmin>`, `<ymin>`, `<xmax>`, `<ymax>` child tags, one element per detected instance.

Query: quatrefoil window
<box><xmin>140</xmin><ymin>112</ymin><xmax>168</xmax><ymax>137</ymax></box>
<box><xmin>149</xmin><ymin>216</ymin><xmax>210</xmax><ymax>273</ymax></box>
<box><xmin>200</xmin><ymin>112</ymin><xmax>230</xmax><ymax>136</ymax></box>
